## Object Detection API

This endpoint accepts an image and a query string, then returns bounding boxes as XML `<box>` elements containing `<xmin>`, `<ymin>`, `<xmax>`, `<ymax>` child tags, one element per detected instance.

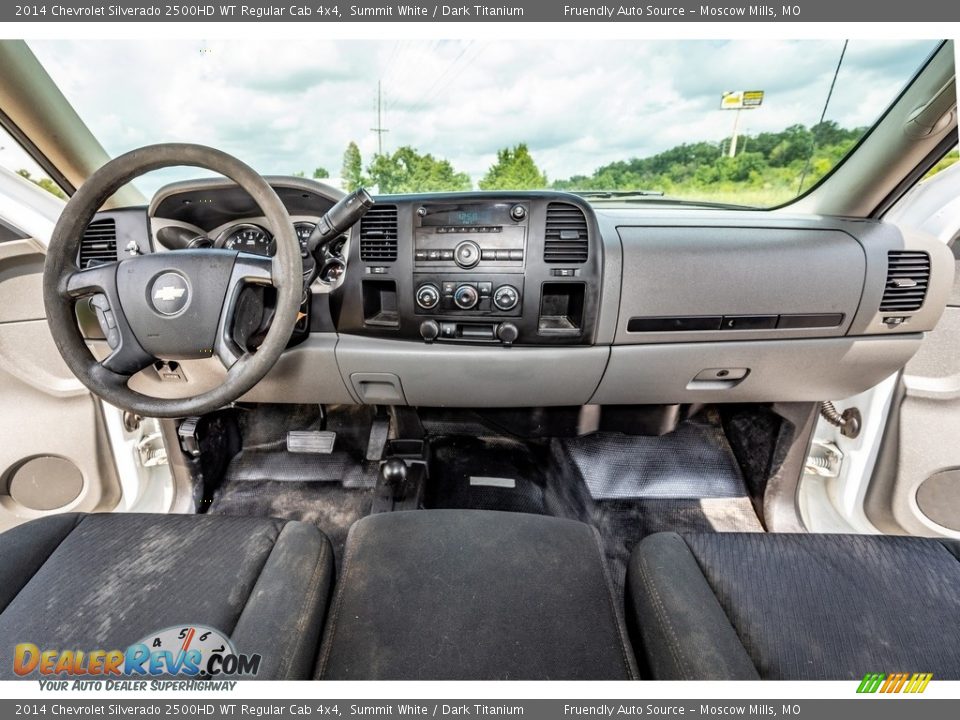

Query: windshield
<box><xmin>27</xmin><ymin>39</ymin><xmax>940</xmax><ymax>208</ymax></box>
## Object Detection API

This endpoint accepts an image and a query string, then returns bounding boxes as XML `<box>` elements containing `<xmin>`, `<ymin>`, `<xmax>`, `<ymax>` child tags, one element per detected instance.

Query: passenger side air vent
<box><xmin>880</xmin><ymin>250</ymin><xmax>930</xmax><ymax>312</ymax></box>
<box><xmin>79</xmin><ymin>219</ymin><xmax>118</xmax><ymax>268</ymax></box>
<box><xmin>544</xmin><ymin>202</ymin><xmax>589</xmax><ymax>263</ymax></box>
<box><xmin>359</xmin><ymin>204</ymin><xmax>398</xmax><ymax>262</ymax></box>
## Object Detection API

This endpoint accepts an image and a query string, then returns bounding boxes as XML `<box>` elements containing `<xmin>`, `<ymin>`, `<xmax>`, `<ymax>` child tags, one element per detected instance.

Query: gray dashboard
<box><xmin>86</xmin><ymin>177</ymin><xmax>954</xmax><ymax>407</ymax></box>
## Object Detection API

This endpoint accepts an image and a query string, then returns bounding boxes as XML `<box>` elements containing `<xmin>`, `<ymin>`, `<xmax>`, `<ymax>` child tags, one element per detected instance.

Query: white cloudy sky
<box><xmin>13</xmin><ymin>39</ymin><xmax>942</xmax><ymax>194</ymax></box>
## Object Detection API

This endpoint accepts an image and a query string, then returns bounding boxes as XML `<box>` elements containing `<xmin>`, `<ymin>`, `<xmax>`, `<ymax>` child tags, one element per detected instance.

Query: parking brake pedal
<box><xmin>286</xmin><ymin>431</ymin><xmax>336</xmax><ymax>454</ymax></box>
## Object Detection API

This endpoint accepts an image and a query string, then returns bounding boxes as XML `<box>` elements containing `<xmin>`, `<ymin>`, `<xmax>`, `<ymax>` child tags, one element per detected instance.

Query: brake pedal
<box><xmin>286</xmin><ymin>431</ymin><xmax>336</xmax><ymax>454</ymax></box>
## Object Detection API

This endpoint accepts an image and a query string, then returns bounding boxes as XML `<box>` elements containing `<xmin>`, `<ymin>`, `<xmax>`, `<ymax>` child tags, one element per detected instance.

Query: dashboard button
<box><xmin>415</xmin><ymin>250</ymin><xmax>427</xmax><ymax>261</ymax></box>
<box><xmin>427</xmin><ymin>250</ymin><xmax>441</xmax><ymax>261</ymax></box>
<box><xmin>508</xmin><ymin>250</ymin><xmax>524</xmax><ymax>261</ymax></box>
<box><xmin>440</xmin><ymin>249</ymin><xmax>454</xmax><ymax>260</ymax></box>
<box><xmin>481</xmin><ymin>249</ymin><xmax>496</xmax><ymax>261</ymax></box>
<box><xmin>441</xmin><ymin>281</ymin><xmax>457</xmax><ymax>296</ymax></box>
<box><xmin>478</xmin><ymin>281</ymin><xmax>493</xmax><ymax>295</ymax></box>
<box><xmin>721</xmin><ymin>315</ymin><xmax>778</xmax><ymax>330</ymax></box>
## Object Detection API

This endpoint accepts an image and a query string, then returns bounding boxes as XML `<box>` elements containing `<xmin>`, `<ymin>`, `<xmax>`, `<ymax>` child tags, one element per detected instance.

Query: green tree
<box><xmin>313</xmin><ymin>167</ymin><xmax>330</xmax><ymax>179</ymax></box>
<box><xmin>479</xmin><ymin>144</ymin><xmax>547</xmax><ymax>190</ymax></box>
<box><xmin>16</xmin><ymin>169</ymin><xmax>66</xmax><ymax>199</ymax></box>
<box><xmin>342</xmin><ymin>141</ymin><xmax>363</xmax><ymax>191</ymax></box>
<box><xmin>366</xmin><ymin>146</ymin><xmax>471</xmax><ymax>194</ymax></box>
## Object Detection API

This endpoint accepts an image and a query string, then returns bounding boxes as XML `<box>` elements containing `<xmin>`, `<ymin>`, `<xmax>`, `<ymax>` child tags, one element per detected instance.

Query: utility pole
<box><xmin>370</xmin><ymin>80</ymin><xmax>389</xmax><ymax>156</ymax></box>
<box><xmin>728</xmin><ymin>108</ymin><xmax>742</xmax><ymax>158</ymax></box>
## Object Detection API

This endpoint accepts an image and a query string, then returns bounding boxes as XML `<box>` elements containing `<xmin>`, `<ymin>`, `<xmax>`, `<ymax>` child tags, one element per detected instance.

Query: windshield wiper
<box><xmin>572</xmin><ymin>189</ymin><xmax>757</xmax><ymax>210</ymax></box>
<box><xmin>571</xmin><ymin>189</ymin><xmax>665</xmax><ymax>199</ymax></box>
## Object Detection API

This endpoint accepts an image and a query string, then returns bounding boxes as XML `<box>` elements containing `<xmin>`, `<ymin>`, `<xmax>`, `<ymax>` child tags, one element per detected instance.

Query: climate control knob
<box><xmin>415</xmin><ymin>283</ymin><xmax>441</xmax><ymax>310</ymax></box>
<box><xmin>493</xmin><ymin>285</ymin><xmax>520</xmax><ymax>311</ymax></box>
<box><xmin>453</xmin><ymin>284</ymin><xmax>479</xmax><ymax>310</ymax></box>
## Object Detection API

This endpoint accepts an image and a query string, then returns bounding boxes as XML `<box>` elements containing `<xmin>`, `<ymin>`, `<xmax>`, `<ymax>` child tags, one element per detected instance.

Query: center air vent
<box><xmin>544</xmin><ymin>202</ymin><xmax>589</xmax><ymax>263</ymax></box>
<box><xmin>359</xmin><ymin>204</ymin><xmax>398</xmax><ymax>262</ymax></box>
<box><xmin>79</xmin><ymin>218</ymin><xmax>117</xmax><ymax>268</ymax></box>
<box><xmin>880</xmin><ymin>250</ymin><xmax>930</xmax><ymax>312</ymax></box>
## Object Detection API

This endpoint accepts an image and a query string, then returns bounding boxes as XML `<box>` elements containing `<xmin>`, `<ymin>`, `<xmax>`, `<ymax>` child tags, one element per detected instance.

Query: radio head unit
<box><xmin>413</xmin><ymin>201</ymin><xmax>529</xmax><ymax>271</ymax></box>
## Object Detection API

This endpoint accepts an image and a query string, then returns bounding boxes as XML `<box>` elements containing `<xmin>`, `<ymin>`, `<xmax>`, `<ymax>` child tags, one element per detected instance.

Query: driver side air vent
<box><xmin>880</xmin><ymin>250</ymin><xmax>930</xmax><ymax>312</ymax></box>
<box><xmin>359</xmin><ymin>204</ymin><xmax>398</xmax><ymax>262</ymax></box>
<box><xmin>79</xmin><ymin>218</ymin><xmax>118</xmax><ymax>268</ymax></box>
<box><xmin>544</xmin><ymin>203</ymin><xmax>588</xmax><ymax>263</ymax></box>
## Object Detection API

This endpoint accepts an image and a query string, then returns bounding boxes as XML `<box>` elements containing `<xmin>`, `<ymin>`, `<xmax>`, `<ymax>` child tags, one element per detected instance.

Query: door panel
<box><xmin>867</xmin><ymin>245</ymin><xmax>960</xmax><ymax>536</ymax></box>
<box><xmin>0</xmin><ymin>238</ymin><xmax>121</xmax><ymax>531</ymax></box>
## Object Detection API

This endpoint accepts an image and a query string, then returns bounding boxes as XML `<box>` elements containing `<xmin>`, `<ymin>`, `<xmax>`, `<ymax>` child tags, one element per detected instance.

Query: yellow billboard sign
<box><xmin>721</xmin><ymin>90</ymin><xmax>765</xmax><ymax>110</ymax></box>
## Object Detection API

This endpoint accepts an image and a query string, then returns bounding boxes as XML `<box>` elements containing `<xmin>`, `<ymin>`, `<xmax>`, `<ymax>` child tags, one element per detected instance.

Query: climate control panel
<box><xmin>414</xmin><ymin>275</ymin><xmax>523</xmax><ymax>317</ymax></box>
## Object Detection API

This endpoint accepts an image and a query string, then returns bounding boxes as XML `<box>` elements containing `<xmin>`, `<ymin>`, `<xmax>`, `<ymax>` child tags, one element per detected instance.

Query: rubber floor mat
<box><xmin>557</xmin><ymin>416</ymin><xmax>747</xmax><ymax>500</ymax></box>
<box><xmin>426</xmin><ymin>435</ymin><xmax>550</xmax><ymax>514</ymax></box>
<box><xmin>224</xmin><ymin>448</ymin><xmax>380</xmax><ymax>488</ymax></box>
<box><xmin>589</xmin><ymin>497</ymin><xmax>764</xmax><ymax>597</ymax></box>
<box><xmin>205</xmin><ymin>480</ymin><xmax>373</xmax><ymax>568</ymax></box>
<box><xmin>226</xmin><ymin>403</ymin><xmax>379</xmax><ymax>488</ymax></box>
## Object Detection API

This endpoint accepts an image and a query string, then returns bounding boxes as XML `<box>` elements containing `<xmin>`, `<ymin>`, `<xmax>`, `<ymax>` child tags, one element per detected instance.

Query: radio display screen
<box><xmin>419</xmin><ymin>203</ymin><xmax>517</xmax><ymax>227</ymax></box>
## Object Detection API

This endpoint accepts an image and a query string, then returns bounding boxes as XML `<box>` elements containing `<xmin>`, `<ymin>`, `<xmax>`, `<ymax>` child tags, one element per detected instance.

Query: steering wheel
<box><xmin>43</xmin><ymin>143</ymin><xmax>302</xmax><ymax>418</ymax></box>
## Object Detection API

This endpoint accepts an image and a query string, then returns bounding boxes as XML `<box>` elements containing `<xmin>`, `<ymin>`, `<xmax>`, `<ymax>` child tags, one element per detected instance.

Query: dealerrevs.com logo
<box><xmin>13</xmin><ymin>625</ymin><xmax>260</xmax><ymax>678</ymax></box>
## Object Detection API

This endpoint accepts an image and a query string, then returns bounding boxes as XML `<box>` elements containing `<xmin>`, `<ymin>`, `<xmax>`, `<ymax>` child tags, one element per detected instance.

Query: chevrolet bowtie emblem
<box><xmin>154</xmin><ymin>286</ymin><xmax>186</xmax><ymax>302</ymax></box>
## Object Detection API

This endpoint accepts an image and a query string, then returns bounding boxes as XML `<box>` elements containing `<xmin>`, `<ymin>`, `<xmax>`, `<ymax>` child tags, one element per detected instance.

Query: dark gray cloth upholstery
<box><xmin>627</xmin><ymin>532</ymin><xmax>759</xmax><ymax>680</ymax></box>
<box><xmin>0</xmin><ymin>513</ymin><xmax>334</xmax><ymax>680</ymax></box>
<box><xmin>628</xmin><ymin>532</ymin><xmax>960</xmax><ymax>680</ymax></box>
<box><xmin>316</xmin><ymin>509</ymin><xmax>637</xmax><ymax>680</ymax></box>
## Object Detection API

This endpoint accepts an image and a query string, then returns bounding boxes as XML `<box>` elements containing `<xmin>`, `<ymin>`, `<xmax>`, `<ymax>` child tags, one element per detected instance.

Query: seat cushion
<box><xmin>0</xmin><ymin>512</ymin><xmax>334</xmax><ymax>680</ymax></box>
<box><xmin>628</xmin><ymin>531</ymin><xmax>960</xmax><ymax>680</ymax></box>
<box><xmin>316</xmin><ymin>509</ymin><xmax>637</xmax><ymax>679</ymax></box>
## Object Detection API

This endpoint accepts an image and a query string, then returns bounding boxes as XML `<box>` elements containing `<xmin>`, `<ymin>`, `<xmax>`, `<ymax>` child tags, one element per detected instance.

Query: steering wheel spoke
<box><xmin>62</xmin><ymin>261</ymin><xmax>119</xmax><ymax>299</ymax></box>
<box><xmin>214</xmin><ymin>252</ymin><xmax>277</xmax><ymax>371</ymax></box>
<box><xmin>61</xmin><ymin>260</ymin><xmax>157</xmax><ymax>377</ymax></box>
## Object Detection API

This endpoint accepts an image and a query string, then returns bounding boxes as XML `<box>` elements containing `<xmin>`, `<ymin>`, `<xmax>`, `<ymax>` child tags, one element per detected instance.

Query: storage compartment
<box><xmin>590</xmin><ymin>336</ymin><xmax>921</xmax><ymax>404</ymax></box>
<box><xmin>362</xmin><ymin>279</ymin><xmax>399</xmax><ymax>327</ymax></box>
<box><xmin>614</xmin><ymin>226</ymin><xmax>866</xmax><ymax>344</ymax></box>
<box><xmin>539</xmin><ymin>282</ymin><xmax>585</xmax><ymax>335</ymax></box>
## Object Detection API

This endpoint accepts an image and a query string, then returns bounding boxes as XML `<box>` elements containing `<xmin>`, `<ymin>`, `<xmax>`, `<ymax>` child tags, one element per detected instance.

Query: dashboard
<box><xmin>79</xmin><ymin>176</ymin><xmax>955</xmax><ymax>408</ymax></box>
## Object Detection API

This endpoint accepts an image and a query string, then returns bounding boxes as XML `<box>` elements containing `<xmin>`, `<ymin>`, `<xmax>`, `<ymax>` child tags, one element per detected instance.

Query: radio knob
<box><xmin>497</xmin><ymin>322</ymin><xmax>519</xmax><ymax>346</ymax></box>
<box><xmin>416</xmin><ymin>283</ymin><xmax>441</xmax><ymax>310</ymax></box>
<box><xmin>453</xmin><ymin>284</ymin><xmax>479</xmax><ymax>310</ymax></box>
<box><xmin>510</xmin><ymin>204</ymin><xmax>527</xmax><ymax>221</ymax></box>
<box><xmin>454</xmin><ymin>240</ymin><xmax>481</xmax><ymax>268</ymax></box>
<box><xmin>420</xmin><ymin>320</ymin><xmax>440</xmax><ymax>342</ymax></box>
<box><xmin>493</xmin><ymin>285</ymin><xmax>520</xmax><ymax>311</ymax></box>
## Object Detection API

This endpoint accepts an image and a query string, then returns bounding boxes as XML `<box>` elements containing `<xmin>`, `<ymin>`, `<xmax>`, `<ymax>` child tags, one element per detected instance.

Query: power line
<box><xmin>401</xmin><ymin>40</ymin><xmax>483</xmax><ymax>117</ymax></box>
<box><xmin>797</xmin><ymin>39</ymin><xmax>848</xmax><ymax>195</ymax></box>
<box><xmin>370</xmin><ymin>79</ymin><xmax>390</xmax><ymax>155</ymax></box>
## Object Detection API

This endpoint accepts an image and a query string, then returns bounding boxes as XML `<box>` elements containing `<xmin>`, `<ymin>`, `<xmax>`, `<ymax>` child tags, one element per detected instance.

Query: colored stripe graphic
<box><xmin>857</xmin><ymin>672</ymin><xmax>932</xmax><ymax>694</ymax></box>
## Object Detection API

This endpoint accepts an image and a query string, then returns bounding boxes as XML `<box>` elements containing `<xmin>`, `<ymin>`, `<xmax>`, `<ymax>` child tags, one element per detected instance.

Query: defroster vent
<box><xmin>359</xmin><ymin>204</ymin><xmax>398</xmax><ymax>262</ymax></box>
<box><xmin>880</xmin><ymin>250</ymin><xmax>930</xmax><ymax>312</ymax></box>
<box><xmin>79</xmin><ymin>218</ymin><xmax>117</xmax><ymax>268</ymax></box>
<box><xmin>544</xmin><ymin>202</ymin><xmax>589</xmax><ymax>263</ymax></box>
